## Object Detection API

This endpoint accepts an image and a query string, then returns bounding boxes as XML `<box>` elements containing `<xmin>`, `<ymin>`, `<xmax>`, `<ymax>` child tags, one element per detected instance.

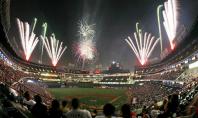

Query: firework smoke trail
<box><xmin>17</xmin><ymin>18</ymin><xmax>39</xmax><ymax>61</ymax></box>
<box><xmin>40</xmin><ymin>23</ymin><xmax>48</xmax><ymax>64</ymax></box>
<box><xmin>41</xmin><ymin>33</ymin><xmax>67</xmax><ymax>66</ymax></box>
<box><xmin>125</xmin><ymin>23</ymin><xmax>160</xmax><ymax>65</ymax></box>
<box><xmin>162</xmin><ymin>0</ymin><xmax>178</xmax><ymax>50</ymax></box>
<box><xmin>157</xmin><ymin>5</ymin><xmax>163</xmax><ymax>53</ymax></box>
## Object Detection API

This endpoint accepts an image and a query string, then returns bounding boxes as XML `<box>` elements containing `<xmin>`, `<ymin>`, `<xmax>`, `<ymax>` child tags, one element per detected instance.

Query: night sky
<box><xmin>8</xmin><ymin>0</ymin><xmax>198</xmax><ymax>70</ymax></box>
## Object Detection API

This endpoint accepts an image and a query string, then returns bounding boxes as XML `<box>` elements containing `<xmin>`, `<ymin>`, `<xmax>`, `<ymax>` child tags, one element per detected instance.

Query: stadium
<box><xmin>0</xmin><ymin>0</ymin><xmax>198</xmax><ymax>118</ymax></box>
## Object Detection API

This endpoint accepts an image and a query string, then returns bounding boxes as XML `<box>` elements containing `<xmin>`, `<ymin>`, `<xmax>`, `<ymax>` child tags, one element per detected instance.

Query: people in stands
<box><xmin>137</xmin><ymin>105</ymin><xmax>150</xmax><ymax>118</ymax></box>
<box><xmin>66</xmin><ymin>98</ymin><xmax>91</xmax><ymax>118</ymax></box>
<box><xmin>31</xmin><ymin>95</ymin><xmax>48</xmax><ymax>118</ymax></box>
<box><xmin>48</xmin><ymin>99</ymin><xmax>63</xmax><ymax>118</ymax></box>
<box><xmin>184</xmin><ymin>96</ymin><xmax>198</xmax><ymax>118</ymax></box>
<box><xmin>130</xmin><ymin>111</ymin><xmax>136</xmax><ymax>118</ymax></box>
<box><xmin>159</xmin><ymin>98</ymin><xmax>168</xmax><ymax>112</ymax></box>
<box><xmin>23</xmin><ymin>91</ymin><xmax>35</xmax><ymax>110</ymax></box>
<box><xmin>95</xmin><ymin>103</ymin><xmax>116</xmax><ymax>118</ymax></box>
<box><xmin>158</xmin><ymin>94</ymin><xmax>179</xmax><ymax>118</ymax></box>
<box><xmin>92</xmin><ymin>109</ymin><xmax>98</xmax><ymax>118</ymax></box>
<box><xmin>191</xmin><ymin>97</ymin><xmax>198</xmax><ymax>117</ymax></box>
<box><xmin>168</xmin><ymin>94</ymin><xmax>179</xmax><ymax>116</ymax></box>
<box><xmin>82</xmin><ymin>109</ymin><xmax>92</xmax><ymax>118</ymax></box>
<box><xmin>121</xmin><ymin>104</ymin><xmax>131</xmax><ymax>118</ymax></box>
<box><xmin>151</xmin><ymin>105</ymin><xmax>161</xmax><ymax>118</ymax></box>
<box><xmin>61</xmin><ymin>100</ymin><xmax>69</xmax><ymax>115</ymax></box>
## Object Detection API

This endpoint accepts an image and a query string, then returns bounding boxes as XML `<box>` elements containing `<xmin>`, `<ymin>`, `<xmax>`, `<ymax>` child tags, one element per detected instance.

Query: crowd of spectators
<box><xmin>140</xmin><ymin>69</ymin><xmax>185</xmax><ymax>80</ymax></box>
<box><xmin>13</xmin><ymin>81</ymin><xmax>53</xmax><ymax>105</ymax></box>
<box><xmin>127</xmin><ymin>80</ymin><xmax>198</xmax><ymax>118</ymax></box>
<box><xmin>127</xmin><ymin>81</ymin><xmax>181</xmax><ymax>109</ymax></box>
<box><xmin>0</xmin><ymin>77</ymin><xmax>198</xmax><ymax>118</ymax></box>
<box><xmin>0</xmin><ymin>58</ymin><xmax>53</xmax><ymax>106</ymax></box>
<box><xmin>0</xmin><ymin>59</ymin><xmax>29</xmax><ymax>85</ymax></box>
<box><xmin>0</xmin><ymin>53</ymin><xmax>198</xmax><ymax>118</ymax></box>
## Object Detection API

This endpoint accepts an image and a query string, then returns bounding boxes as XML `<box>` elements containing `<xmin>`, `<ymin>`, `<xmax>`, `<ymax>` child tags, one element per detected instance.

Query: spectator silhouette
<box><xmin>103</xmin><ymin>103</ymin><xmax>115</xmax><ymax>117</ymax></box>
<box><xmin>31</xmin><ymin>95</ymin><xmax>48</xmax><ymax>118</ymax></box>
<box><xmin>158</xmin><ymin>94</ymin><xmax>179</xmax><ymax>118</ymax></box>
<box><xmin>49</xmin><ymin>99</ymin><xmax>63</xmax><ymax>118</ymax></box>
<box><xmin>66</xmin><ymin>98</ymin><xmax>90</xmax><ymax>118</ymax></box>
<box><xmin>121</xmin><ymin>104</ymin><xmax>131</xmax><ymax>118</ymax></box>
<box><xmin>61</xmin><ymin>100</ymin><xmax>69</xmax><ymax>114</ymax></box>
<box><xmin>96</xmin><ymin>103</ymin><xmax>116</xmax><ymax>118</ymax></box>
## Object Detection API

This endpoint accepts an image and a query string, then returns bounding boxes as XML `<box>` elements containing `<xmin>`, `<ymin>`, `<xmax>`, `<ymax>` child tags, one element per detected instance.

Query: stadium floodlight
<box><xmin>162</xmin><ymin>0</ymin><xmax>178</xmax><ymax>50</ymax></box>
<box><xmin>41</xmin><ymin>33</ymin><xmax>67</xmax><ymax>66</ymax></box>
<box><xmin>16</xmin><ymin>18</ymin><xmax>39</xmax><ymax>61</ymax></box>
<box><xmin>125</xmin><ymin>23</ymin><xmax>159</xmax><ymax>65</ymax></box>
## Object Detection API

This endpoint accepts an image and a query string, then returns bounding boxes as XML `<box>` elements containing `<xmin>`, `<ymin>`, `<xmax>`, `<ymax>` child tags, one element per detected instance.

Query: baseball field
<box><xmin>48</xmin><ymin>88</ymin><xmax>128</xmax><ymax>110</ymax></box>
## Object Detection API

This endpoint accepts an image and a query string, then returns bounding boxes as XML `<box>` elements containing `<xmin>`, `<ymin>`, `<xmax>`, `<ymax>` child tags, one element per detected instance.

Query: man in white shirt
<box><xmin>66</xmin><ymin>98</ymin><xmax>92</xmax><ymax>118</ymax></box>
<box><xmin>23</xmin><ymin>91</ymin><xmax>36</xmax><ymax>109</ymax></box>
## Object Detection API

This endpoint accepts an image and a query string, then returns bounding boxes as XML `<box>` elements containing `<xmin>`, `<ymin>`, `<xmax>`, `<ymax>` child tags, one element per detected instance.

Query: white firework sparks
<box><xmin>125</xmin><ymin>23</ymin><xmax>159</xmax><ymax>65</ymax></box>
<box><xmin>162</xmin><ymin>0</ymin><xmax>178</xmax><ymax>50</ymax></box>
<box><xmin>77</xmin><ymin>19</ymin><xmax>96</xmax><ymax>61</ymax></box>
<box><xmin>78</xmin><ymin>20</ymin><xmax>95</xmax><ymax>40</ymax></box>
<box><xmin>16</xmin><ymin>18</ymin><xmax>39</xmax><ymax>61</ymax></box>
<box><xmin>78</xmin><ymin>40</ymin><xmax>95</xmax><ymax>60</ymax></box>
<box><xmin>41</xmin><ymin>33</ymin><xmax>67</xmax><ymax>66</ymax></box>
<box><xmin>75</xmin><ymin>19</ymin><xmax>96</xmax><ymax>69</ymax></box>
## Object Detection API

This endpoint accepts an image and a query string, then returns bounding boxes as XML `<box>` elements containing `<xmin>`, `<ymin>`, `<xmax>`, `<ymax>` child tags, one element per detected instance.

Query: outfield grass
<box><xmin>48</xmin><ymin>88</ymin><xmax>128</xmax><ymax>109</ymax></box>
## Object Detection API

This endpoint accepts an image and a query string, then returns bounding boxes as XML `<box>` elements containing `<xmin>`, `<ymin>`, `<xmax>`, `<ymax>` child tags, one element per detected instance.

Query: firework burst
<box><xmin>162</xmin><ymin>0</ymin><xmax>178</xmax><ymax>50</ymax></box>
<box><xmin>78</xmin><ymin>20</ymin><xmax>95</xmax><ymax>40</ymax></box>
<box><xmin>125</xmin><ymin>23</ymin><xmax>159</xmax><ymax>65</ymax></box>
<box><xmin>76</xmin><ymin>20</ymin><xmax>96</xmax><ymax>60</ymax></box>
<box><xmin>75</xmin><ymin>40</ymin><xmax>96</xmax><ymax>61</ymax></box>
<box><xmin>74</xmin><ymin>19</ymin><xmax>96</xmax><ymax>69</ymax></box>
<box><xmin>16</xmin><ymin>18</ymin><xmax>39</xmax><ymax>61</ymax></box>
<box><xmin>41</xmin><ymin>33</ymin><xmax>67</xmax><ymax>66</ymax></box>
